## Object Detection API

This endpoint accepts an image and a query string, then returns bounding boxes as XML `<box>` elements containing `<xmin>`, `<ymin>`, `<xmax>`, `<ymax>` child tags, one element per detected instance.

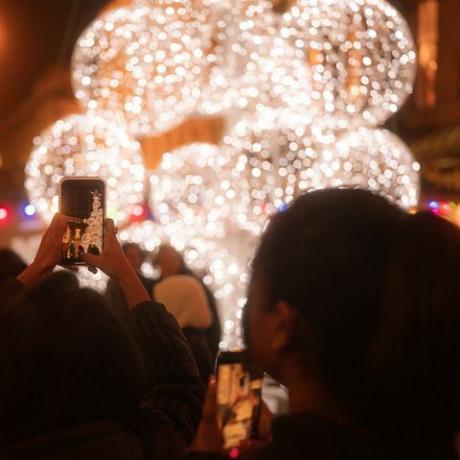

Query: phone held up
<box><xmin>216</xmin><ymin>349</ymin><xmax>263</xmax><ymax>451</ymax></box>
<box><xmin>59</xmin><ymin>177</ymin><xmax>106</xmax><ymax>266</ymax></box>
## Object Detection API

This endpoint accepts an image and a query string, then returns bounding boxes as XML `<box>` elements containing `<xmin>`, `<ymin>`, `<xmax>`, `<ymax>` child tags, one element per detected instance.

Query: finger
<box><xmin>82</xmin><ymin>252</ymin><xmax>103</xmax><ymax>268</ymax></box>
<box><xmin>202</xmin><ymin>375</ymin><xmax>218</xmax><ymax>422</ymax></box>
<box><xmin>51</xmin><ymin>214</ymin><xmax>70</xmax><ymax>239</ymax></box>
<box><xmin>103</xmin><ymin>218</ymin><xmax>116</xmax><ymax>247</ymax></box>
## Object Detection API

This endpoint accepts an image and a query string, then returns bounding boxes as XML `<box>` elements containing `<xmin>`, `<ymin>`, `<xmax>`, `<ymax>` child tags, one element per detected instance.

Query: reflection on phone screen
<box><xmin>60</xmin><ymin>179</ymin><xmax>105</xmax><ymax>264</ymax></box>
<box><xmin>217</xmin><ymin>362</ymin><xmax>263</xmax><ymax>449</ymax></box>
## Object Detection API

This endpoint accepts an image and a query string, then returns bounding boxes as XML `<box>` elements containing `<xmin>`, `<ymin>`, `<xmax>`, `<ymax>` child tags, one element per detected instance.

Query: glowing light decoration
<box><xmin>315</xmin><ymin>128</ymin><xmax>420</xmax><ymax>209</ymax></box>
<box><xmin>72</xmin><ymin>5</ymin><xmax>209</xmax><ymax>137</ymax></box>
<box><xmin>282</xmin><ymin>0</ymin><xmax>417</xmax><ymax>130</ymax></box>
<box><xmin>197</xmin><ymin>0</ymin><xmax>315</xmax><ymax>126</ymax></box>
<box><xmin>149</xmin><ymin>143</ymin><xmax>232</xmax><ymax>241</ymax></box>
<box><xmin>25</xmin><ymin>114</ymin><xmax>145</xmax><ymax>223</ymax></box>
<box><xmin>220</xmin><ymin>118</ymin><xmax>334</xmax><ymax>235</ymax></box>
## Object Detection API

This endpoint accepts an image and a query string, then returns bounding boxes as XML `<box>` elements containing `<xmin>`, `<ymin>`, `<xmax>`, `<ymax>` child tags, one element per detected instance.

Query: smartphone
<box><xmin>59</xmin><ymin>177</ymin><xmax>106</xmax><ymax>265</ymax></box>
<box><xmin>216</xmin><ymin>350</ymin><xmax>263</xmax><ymax>450</ymax></box>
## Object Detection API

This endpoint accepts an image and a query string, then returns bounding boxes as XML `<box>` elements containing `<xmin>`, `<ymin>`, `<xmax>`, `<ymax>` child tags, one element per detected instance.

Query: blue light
<box><xmin>277</xmin><ymin>203</ymin><xmax>289</xmax><ymax>213</ymax></box>
<box><xmin>428</xmin><ymin>201</ymin><xmax>439</xmax><ymax>210</ymax></box>
<box><xmin>24</xmin><ymin>203</ymin><xmax>36</xmax><ymax>217</ymax></box>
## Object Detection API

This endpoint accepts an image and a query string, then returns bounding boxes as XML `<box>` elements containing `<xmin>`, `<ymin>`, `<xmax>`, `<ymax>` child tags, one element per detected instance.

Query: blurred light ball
<box><xmin>221</xmin><ymin>118</ymin><xmax>333</xmax><ymax>235</ymax></box>
<box><xmin>197</xmin><ymin>0</ymin><xmax>314</xmax><ymax>126</ymax></box>
<box><xmin>283</xmin><ymin>0</ymin><xmax>416</xmax><ymax>129</ymax></box>
<box><xmin>25</xmin><ymin>114</ymin><xmax>145</xmax><ymax>223</ymax></box>
<box><xmin>24</xmin><ymin>204</ymin><xmax>37</xmax><ymax>217</ymax></box>
<box><xmin>149</xmin><ymin>142</ymin><xmax>232</xmax><ymax>241</ymax></box>
<box><xmin>72</xmin><ymin>5</ymin><xmax>209</xmax><ymax>137</ymax></box>
<box><xmin>316</xmin><ymin>127</ymin><xmax>420</xmax><ymax>208</ymax></box>
<box><xmin>0</xmin><ymin>207</ymin><xmax>8</xmax><ymax>221</ymax></box>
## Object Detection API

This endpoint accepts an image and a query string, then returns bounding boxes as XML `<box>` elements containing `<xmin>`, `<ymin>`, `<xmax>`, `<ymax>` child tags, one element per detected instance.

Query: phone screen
<box><xmin>60</xmin><ymin>178</ymin><xmax>105</xmax><ymax>265</ymax></box>
<box><xmin>217</xmin><ymin>352</ymin><xmax>263</xmax><ymax>450</ymax></box>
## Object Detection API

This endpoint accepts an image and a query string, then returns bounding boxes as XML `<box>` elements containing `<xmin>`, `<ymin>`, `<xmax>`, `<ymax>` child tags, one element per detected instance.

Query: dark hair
<box><xmin>250</xmin><ymin>188</ymin><xmax>460</xmax><ymax>459</ymax></box>
<box><xmin>0</xmin><ymin>249</ymin><xmax>27</xmax><ymax>281</ymax></box>
<box><xmin>153</xmin><ymin>244</ymin><xmax>188</xmax><ymax>274</ymax></box>
<box><xmin>0</xmin><ymin>271</ymin><xmax>144</xmax><ymax>444</ymax></box>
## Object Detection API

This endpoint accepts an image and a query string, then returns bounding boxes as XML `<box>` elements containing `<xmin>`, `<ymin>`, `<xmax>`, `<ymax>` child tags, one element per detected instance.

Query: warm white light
<box><xmin>283</xmin><ymin>0</ymin><xmax>416</xmax><ymax>130</ymax></box>
<box><xmin>315</xmin><ymin>127</ymin><xmax>420</xmax><ymax>208</ymax></box>
<box><xmin>25</xmin><ymin>114</ymin><xmax>145</xmax><ymax>223</ymax></box>
<box><xmin>72</xmin><ymin>4</ymin><xmax>209</xmax><ymax>137</ymax></box>
<box><xmin>221</xmin><ymin>118</ymin><xmax>334</xmax><ymax>235</ymax></box>
<box><xmin>197</xmin><ymin>0</ymin><xmax>315</xmax><ymax>126</ymax></box>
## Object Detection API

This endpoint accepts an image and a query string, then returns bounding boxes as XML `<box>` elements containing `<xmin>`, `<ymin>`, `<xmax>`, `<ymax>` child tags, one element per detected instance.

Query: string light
<box><xmin>197</xmin><ymin>0</ymin><xmax>315</xmax><ymax>127</ymax></box>
<box><xmin>72</xmin><ymin>5</ymin><xmax>209</xmax><ymax>137</ymax></box>
<box><xmin>25</xmin><ymin>114</ymin><xmax>145</xmax><ymax>223</ymax></box>
<box><xmin>220</xmin><ymin>118</ymin><xmax>334</xmax><ymax>235</ymax></box>
<box><xmin>282</xmin><ymin>0</ymin><xmax>416</xmax><ymax>130</ymax></box>
<box><xmin>315</xmin><ymin>127</ymin><xmax>420</xmax><ymax>209</ymax></box>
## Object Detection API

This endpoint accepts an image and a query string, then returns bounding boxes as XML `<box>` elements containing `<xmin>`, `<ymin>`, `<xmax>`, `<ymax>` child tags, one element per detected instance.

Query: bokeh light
<box><xmin>25</xmin><ymin>114</ymin><xmax>145</xmax><ymax>223</ymax></box>
<box><xmin>315</xmin><ymin>127</ymin><xmax>420</xmax><ymax>209</ymax></box>
<box><xmin>282</xmin><ymin>0</ymin><xmax>416</xmax><ymax>130</ymax></box>
<box><xmin>149</xmin><ymin>142</ymin><xmax>231</xmax><ymax>241</ymax></box>
<box><xmin>197</xmin><ymin>0</ymin><xmax>315</xmax><ymax>127</ymax></box>
<box><xmin>221</xmin><ymin>118</ymin><xmax>334</xmax><ymax>235</ymax></box>
<box><xmin>72</xmin><ymin>4</ymin><xmax>209</xmax><ymax>137</ymax></box>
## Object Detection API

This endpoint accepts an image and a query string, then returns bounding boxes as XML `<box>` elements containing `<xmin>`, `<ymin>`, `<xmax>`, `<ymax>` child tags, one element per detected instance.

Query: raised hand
<box><xmin>82</xmin><ymin>219</ymin><xmax>150</xmax><ymax>309</ymax></box>
<box><xmin>17</xmin><ymin>214</ymin><xmax>69</xmax><ymax>286</ymax></box>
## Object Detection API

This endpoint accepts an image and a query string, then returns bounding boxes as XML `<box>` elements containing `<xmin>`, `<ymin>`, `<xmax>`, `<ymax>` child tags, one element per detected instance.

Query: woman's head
<box><xmin>0</xmin><ymin>271</ymin><xmax>144</xmax><ymax>443</ymax></box>
<box><xmin>154</xmin><ymin>244</ymin><xmax>187</xmax><ymax>278</ymax></box>
<box><xmin>245</xmin><ymin>188</ymin><xmax>460</xmax><ymax>455</ymax></box>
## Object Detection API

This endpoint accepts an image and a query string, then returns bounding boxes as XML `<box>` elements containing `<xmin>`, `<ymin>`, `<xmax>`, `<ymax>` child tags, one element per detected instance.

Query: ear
<box><xmin>269</xmin><ymin>300</ymin><xmax>297</xmax><ymax>352</ymax></box>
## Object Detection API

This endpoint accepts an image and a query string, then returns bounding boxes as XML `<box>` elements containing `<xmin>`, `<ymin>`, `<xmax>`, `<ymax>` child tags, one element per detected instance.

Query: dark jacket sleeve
<box><xmin>128</xmin><ymin>301</ymin><xmax>205</xmax><ymax>458</ymax></box>
<box><xmin>0</xmin><ymin>277</ymin><xmax>27</xmax><ymax>309</ymax></box>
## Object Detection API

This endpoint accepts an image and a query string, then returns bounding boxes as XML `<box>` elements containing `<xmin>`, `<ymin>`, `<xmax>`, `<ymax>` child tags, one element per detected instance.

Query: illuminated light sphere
<box><xmin>149</xmin><ymin>142</ymin><xmax>232</xmax><ymax>241</ymax></box>
<box><xmin>25</xmin><ymin>114</ymin><xmax>145</xmax><ymax>223</ymax></box>
<box><xmin>221</xmin><ymin>118</ymin><xmax>333</xmax><ymax>235</ymax></box>
<box><xmin>283</xmin><ymin>0</ymin><xmax>417</xmax><ymax>130</ymax></box>
<box><xmin>315</xmin><ymin>127</ymin><xmax>420</xmax><ymax>209</ymax></box>
<box><xmin>197</xmin><ymin>0</ymin><xmax>315</xmax><ymax>126</ymax></box>
<box><xmin>72</xmin><ymin>5</ymin><xmax>209</xmax><ymax>137</ymax></box>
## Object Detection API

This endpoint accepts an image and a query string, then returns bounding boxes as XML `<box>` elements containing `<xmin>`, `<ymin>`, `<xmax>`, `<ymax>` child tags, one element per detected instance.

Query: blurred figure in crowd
<box><xmin>189</xmin><ymin>188</ymin><xmax>460</xmax><ymax>460</ymax></box>
<box><xmin>0</xmin><ymin>216</ymin><xmax>203</xmax><ymax>459</ymax></box>
<box><xmin>154</xmin><ymin>244</ymin><xmax>221</xmax><ymax>360</ymax></box>
<box><xmin>154</xmin><ymin>275</ymin><xmax>214</xmax><ymax>382</ymax></box>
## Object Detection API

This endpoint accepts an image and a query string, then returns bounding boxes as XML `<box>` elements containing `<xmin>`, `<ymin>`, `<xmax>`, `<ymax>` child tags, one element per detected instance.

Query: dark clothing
<box><xmin>183</xmin><ymin>328</ymin><xmax>214</xmax><ymax>383</ymax></box>
<box><xmin>201</xmin><ymin>284</ymin><xmax>221</xmax><ymax>361</ymax></box>
<box><xmin>186</xmin><ymin>412</ymin><xmax>390</xmax><ymax>460</ymax></box>
<box><xmin>0</xmin><ymin>277</ymin><xmax>204</xmax><ymax>460</ymax></box>
<box><xmin>104</xmin><ymin>274</ymin><xmax>156</xmax><ymax>322</ymax></box>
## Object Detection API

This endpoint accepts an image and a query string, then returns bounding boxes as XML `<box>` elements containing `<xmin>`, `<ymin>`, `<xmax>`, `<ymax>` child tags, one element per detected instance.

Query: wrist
<box><xmin>17</xmin><ymin>262</ymin><xmax>51</xmax><ymax>287</ymax></box>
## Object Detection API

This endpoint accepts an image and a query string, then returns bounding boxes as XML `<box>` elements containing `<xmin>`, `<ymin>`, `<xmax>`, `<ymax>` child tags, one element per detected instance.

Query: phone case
<box><xmin>59</xmin><ymin>177</ymin><xmax>106</xmax><ymax>265</ymax></box>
